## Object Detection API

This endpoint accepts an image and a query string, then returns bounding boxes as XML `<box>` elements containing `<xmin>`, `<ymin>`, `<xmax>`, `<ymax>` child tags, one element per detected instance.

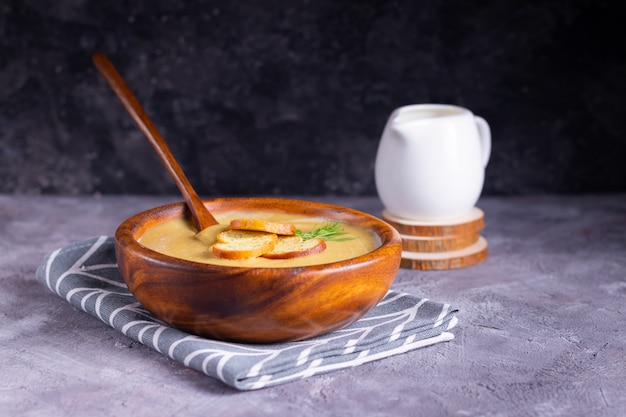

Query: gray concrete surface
<box><xmin>1</xmin><ymin>194</ymin><xmax>625</xmax><ymax>417</ymax></box>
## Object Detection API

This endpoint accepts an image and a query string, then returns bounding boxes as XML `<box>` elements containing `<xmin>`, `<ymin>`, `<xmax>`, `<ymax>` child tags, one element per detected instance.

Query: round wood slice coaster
<box><xmin>400</xmin><ymin>236</ymin><xmax>488</xmax><ymax>270</ymax></box>
<box><xmin>400</xmin><ymin>232</ymin><xmax>481</xmax><ymax>253</ymax></box>
<box><xmin>381</xmin><ymin>208</ymin><xmax>484</xmax><ymax>237</ymax></box>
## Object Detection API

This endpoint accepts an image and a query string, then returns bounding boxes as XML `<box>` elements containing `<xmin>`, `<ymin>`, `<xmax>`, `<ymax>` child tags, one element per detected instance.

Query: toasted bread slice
<box><xmin>263</xmin><ymin>236</ymin><xmax>327</xmax><ymax>259</ymax></box>
<box><xmin>212</xmin><ymin>230</ymin><xmax>278</xmax><ymax>260</ymax></box>
<box><xmin>215</xmin><ymin>229</ymin><xmax>271</xmax><ymax>243</ymax></box>
<box><xmin>229</xmin><ymin>218</ymin><xmax>296</xmax><ymax>236</ymax></box>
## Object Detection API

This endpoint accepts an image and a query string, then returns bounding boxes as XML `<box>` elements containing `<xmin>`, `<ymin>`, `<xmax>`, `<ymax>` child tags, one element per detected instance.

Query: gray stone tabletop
<box><xmin>1</xmin><ymin>194</ymin><xmax>625</xmax><ymax>417</ymax></box>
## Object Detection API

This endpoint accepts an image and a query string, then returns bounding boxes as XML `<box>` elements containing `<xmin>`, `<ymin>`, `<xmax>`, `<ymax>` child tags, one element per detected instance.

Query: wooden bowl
<box><xmin>115</xmin><ymin>197</ymin><xmax>402</xmax><ymax>343</ymax></box>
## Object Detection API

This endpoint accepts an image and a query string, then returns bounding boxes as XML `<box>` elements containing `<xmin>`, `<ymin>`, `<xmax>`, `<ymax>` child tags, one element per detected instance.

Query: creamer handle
<box><xmin>475</xmin><ymin>116</ymin><xmax>491</xmax><ymax>168</ymax></box>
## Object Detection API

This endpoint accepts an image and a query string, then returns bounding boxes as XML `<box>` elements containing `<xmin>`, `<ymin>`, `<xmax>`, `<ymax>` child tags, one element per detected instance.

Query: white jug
<box><xmin>375</xmin><ymin>104</ymin><xmax>491</xmax><ymax>220</ymax></box>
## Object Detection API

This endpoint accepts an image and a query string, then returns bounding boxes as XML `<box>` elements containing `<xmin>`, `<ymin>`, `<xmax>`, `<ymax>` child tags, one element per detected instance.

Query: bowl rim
<box><xmin>115</xmin><ymin>196</ymin><xmax>401</xmax><ymax>272</ymax></box>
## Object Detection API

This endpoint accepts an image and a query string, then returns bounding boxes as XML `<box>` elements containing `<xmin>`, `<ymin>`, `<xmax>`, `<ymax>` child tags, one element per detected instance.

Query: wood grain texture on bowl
<box><xmin>115</xmin><ymin>197</ymin><xmax>402</xmax><ymax>343</ymax></box>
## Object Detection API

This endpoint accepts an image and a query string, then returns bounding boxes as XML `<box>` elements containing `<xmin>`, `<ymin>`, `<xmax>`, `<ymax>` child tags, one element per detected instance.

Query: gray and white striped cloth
<box><xmin>36</xmin><ymin>236</ymin><xmax>458</xmax><ymax>390</ymax></box>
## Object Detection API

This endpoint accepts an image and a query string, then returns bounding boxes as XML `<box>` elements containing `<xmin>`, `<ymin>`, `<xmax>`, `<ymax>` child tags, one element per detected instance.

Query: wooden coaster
<box><xmin>381</xmin><ymin>208</ymin><xmax>484</xmax><ymax>237</ymax></box>
<box><xmin>400</xmin><ymin>232</ymin><xmax>481</xmax><ymax>253</ymax></box>
<box><xmin>400</xmin><ymin>236</ymin><xmax>488</xmax><ymax>270</ymax></box>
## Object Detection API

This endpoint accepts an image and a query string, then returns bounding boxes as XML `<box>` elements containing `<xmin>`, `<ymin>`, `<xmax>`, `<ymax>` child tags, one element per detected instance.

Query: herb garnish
<box><xmin>295</xmin><ymin>221</ymin><xmax>354</xmax><ymax>241</ymax></box>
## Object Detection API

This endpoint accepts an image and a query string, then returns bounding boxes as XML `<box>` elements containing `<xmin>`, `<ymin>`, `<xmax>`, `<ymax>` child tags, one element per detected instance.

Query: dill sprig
<box><xmin>295</xmin><ymin>221</ymin><xmax>354</xmax><ymax>241</ymax></box>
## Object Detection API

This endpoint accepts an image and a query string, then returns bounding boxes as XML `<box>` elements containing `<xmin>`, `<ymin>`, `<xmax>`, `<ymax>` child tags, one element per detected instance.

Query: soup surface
<box><xmin>138</xmin><ymin>210</ymin><xmax>381</xmax><ymax>267</ymax></box>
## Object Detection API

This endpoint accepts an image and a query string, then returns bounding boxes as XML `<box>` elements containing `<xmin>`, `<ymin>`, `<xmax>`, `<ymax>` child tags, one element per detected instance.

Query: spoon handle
<box><xmin>92</xmin><ymin>52</ymin><xmax>218</xmax><ymax>230</ymax></box>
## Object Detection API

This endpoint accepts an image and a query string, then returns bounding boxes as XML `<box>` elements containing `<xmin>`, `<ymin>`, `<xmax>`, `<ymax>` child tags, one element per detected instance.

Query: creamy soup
<box><xmin>138</xmin><ymin>210</ymin><xmax>381</xmax><ymax>267</ymax></box>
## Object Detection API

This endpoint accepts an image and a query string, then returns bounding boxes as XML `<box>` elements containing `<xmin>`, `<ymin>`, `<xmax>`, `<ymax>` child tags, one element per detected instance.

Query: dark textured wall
<box><xmin>1</xmin><ymin>0</ymin><xmax>624</xmax><ymax>197</ymax></box>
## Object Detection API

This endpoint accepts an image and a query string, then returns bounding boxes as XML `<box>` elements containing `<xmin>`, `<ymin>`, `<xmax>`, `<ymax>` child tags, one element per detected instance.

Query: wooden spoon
<box><xmin>92</xmin><ymin>52</ymin><xmax>219</xmax><ymax>233</ymax></box>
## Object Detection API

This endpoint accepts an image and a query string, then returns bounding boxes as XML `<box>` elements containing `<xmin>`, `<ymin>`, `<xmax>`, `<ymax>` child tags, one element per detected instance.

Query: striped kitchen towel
<box><xmin>36</xmin><ymin>236</ymin><xmax>458</xmax><ymax>390</ymax></box>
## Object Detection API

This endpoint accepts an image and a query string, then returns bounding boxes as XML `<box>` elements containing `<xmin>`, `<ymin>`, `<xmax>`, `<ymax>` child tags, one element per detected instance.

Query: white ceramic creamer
<box><xmin>375</xmin><ymin>104</ymin><xmax>491</xmax><ymax>220</ymax></box>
